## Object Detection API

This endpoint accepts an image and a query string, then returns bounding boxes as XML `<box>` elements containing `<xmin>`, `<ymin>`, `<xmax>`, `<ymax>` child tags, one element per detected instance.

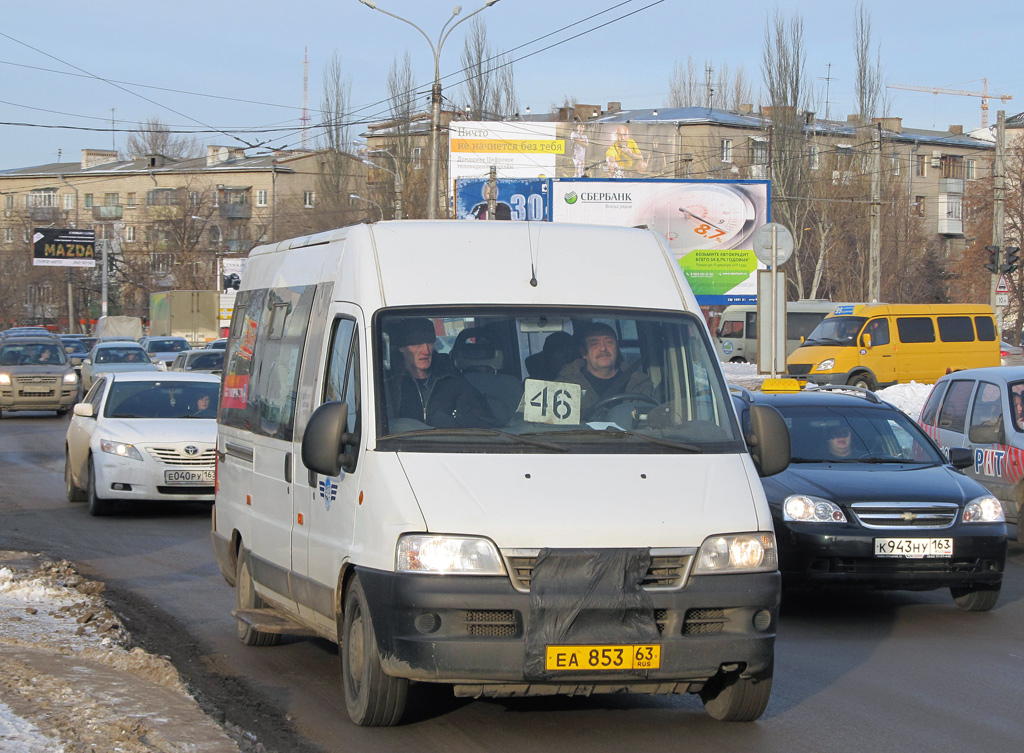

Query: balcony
<box><xmin>223</xmin><ymin>239</ymin><xmax>251</xmax><ymax>253</ymax></box>
<box><xmin>28</xmin><ymin>206</ymin><xmax>61</xmax><ymax>223</ymax></box>
<box><xmin>938</xmin><ymin>217</ymin><xmax>963</xmax><ymax>236</ymax></box>
<box><xmin>939</xmin><ymin>178</ymin><xmax>965</xmax><ymax>194</ymax></box>
<box><xmin>219</xmin><ymin>203</ymin><xmax>252</xmax><ymax>219</ymax></box>
<box><xmin>92</xmin><ymin>205</ymin><xmax>123</xmax><ymax>221</ymax></box>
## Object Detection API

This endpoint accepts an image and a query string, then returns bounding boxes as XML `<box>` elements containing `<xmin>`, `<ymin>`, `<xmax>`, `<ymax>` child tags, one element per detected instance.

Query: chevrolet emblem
<box><xmin>900</xmin><ymin>512</ymin><xmax>917</xmax><ymax>522</ymax></box>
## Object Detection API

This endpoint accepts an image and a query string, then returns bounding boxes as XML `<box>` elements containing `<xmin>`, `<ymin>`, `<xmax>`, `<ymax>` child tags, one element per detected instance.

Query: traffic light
<box><xmin>1000</xmin><ymin>246</ymin><xmax>1020</xmax><ymax>274</ymax></box>
<box><xmin>985</xmin><ymin>245</ymin><xmax>1000</xmax><ymax>274</ymax></box>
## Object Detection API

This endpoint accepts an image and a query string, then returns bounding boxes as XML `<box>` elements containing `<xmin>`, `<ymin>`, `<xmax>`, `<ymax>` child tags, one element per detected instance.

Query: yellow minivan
<box><xmin>786</xmin><ymin>303</ymin><xmax>999</xmax><ymax>390</ymax></box>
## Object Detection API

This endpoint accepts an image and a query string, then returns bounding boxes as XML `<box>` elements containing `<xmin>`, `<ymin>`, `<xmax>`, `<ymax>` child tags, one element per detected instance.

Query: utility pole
<box><xmin>487</xmin><ymin>166</ymin><xmax>497</xmax><ymax>220</ymax></box>
<box><xmin>992</xmin><ymin>110</ymin><xmax>1006</xmax><ymax>313</ymax></box>
<box><xmin>868</xmin><ymin>124</ymin><xmax>881</xmax><ymax>302</ymax></box>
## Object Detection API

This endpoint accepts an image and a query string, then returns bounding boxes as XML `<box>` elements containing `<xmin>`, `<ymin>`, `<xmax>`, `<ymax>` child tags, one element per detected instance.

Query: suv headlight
<box><xmin>397</xmin><ymin>535</ymin><xmax>506</xmax><ymax>575</ymax></box>
<box><xmin>100</xmin><ymin>438</ymin><xmax>142</xmax><ymax>461</ymax></box>
<box><xmin>0</xmin><ymin>373</ymin><xmax>10</xmax><ymax>385</ymax></box>
<box><xmin>962</xmin><ymin>495</ymin><xmax>1005</xmax><ymax>523</ymax></box>
<box><xmin>63</xmin><ymin>372</ymin><xmax>78</xmax><ymax>384</ymax></box>
<box><xmin>815</xmin><ymin>358</ymin><xmax>836</xmax><ymax>371</ymax></box>
<box><xmin>695</xmin><ymin>532</ymin><xmax>777</xmax><ymax>573</ymax></box>
<box><xmin>784</xmin><ymin>495</ymin><xmax>847</xmax><ymax>523</ymax></box>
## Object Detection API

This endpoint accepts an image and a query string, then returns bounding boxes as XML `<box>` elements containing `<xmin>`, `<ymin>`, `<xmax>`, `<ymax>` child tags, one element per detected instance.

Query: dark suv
<box><xmin>732</xmin><ymin>384</ymin><xmax>1007</xmax><ymax>611</ymax></box>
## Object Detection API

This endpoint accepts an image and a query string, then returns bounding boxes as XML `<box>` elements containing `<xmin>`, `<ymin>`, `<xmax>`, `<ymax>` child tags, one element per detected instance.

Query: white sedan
<box><xmin>64</xmin><ymin>372</ymin><xmax>221</xmax><ymax>516</ymax></box>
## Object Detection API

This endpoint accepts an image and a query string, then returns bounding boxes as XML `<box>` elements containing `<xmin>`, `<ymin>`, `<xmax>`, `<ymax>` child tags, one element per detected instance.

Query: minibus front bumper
<box><xmin>357</xmin><ymin>566</ymin><xmax>780</xmax><ymax>694</ymax></box>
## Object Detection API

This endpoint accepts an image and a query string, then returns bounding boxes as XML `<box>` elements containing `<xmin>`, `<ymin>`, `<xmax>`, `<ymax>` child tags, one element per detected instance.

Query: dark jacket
<box><xmin>387</xmin><ymin>368</ymin><xmax>497</xmax><ymax>429</ymax></box>
<box><xmin>555</xmin><ymin>358</ymin><xmax>655</xmax><ymax>419</ymax></box>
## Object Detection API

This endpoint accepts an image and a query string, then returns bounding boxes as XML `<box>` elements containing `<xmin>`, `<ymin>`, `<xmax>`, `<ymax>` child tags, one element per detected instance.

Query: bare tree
<box><xmin>458</xmin><ymin>17</ymin><xmax>517</xmax><ymax>119</ymax></box>
<box><xmin>312</xmin><ymin>52</ymin><xmax>363</xmax><ymax>230</ymax></box>
<box><xmin>122</xmin><ymin>117</ymin><xmax>202</xmax><ymax>160</ymax></box>
<box><xmin>377</xmin><ymin>52</ymin><xmax>427</xmax><ymax>219</ymax></box>
<box><xmin>668</xmin><ymin>57</ymin><xmax>755</xmax><ymax>110</ymax></box>
<box><xmin>853</xmin><ymin>2</ymin><xmax>885</xmax><ymax>125</ymax></box>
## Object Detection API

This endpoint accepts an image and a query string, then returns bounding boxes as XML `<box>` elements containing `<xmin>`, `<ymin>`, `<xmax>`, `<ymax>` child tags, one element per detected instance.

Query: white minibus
<box><xmin>714</xmin><ymin>300</ymin><xmax>841</xmax><ymax>363</ymax></box>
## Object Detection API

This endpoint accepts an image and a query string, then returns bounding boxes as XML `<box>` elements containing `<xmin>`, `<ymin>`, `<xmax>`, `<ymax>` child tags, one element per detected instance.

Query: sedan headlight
<box><xmin>0</xmin><ymin>373</ymin><xmax>9</xmax><ymax>385</ymax></box>
<box><xmin>695</xmin><ymin>532</ymin><xmax>777</xmax><ymax>573</ymax></box>
<box><xmin>815</xmin><ymin>358</ymin><xmax>836</xmax><ymax>371</ymax></box>
<box><xmin>784</xmin><ymin>495</ymin><xmax>847</xmax><ymax>523</ymax></box>
<box><xmin>63</xmin><ymin>372</ymin><xmax>78</xmax><ymax>384</ymax></box>
<box><xmin>962</xmin><ymin>495</ymin><xmax>1005</xmax><ymax>523</ymax></box>
<box><xmin>100</xmin><ymin>438</ymin><xmax>143</xmax><ymax>461</ymax></box>
<box><xmin>397</xmin><ymin>535</ymin><xmax>506</xmax><ymax>575</ymax></box>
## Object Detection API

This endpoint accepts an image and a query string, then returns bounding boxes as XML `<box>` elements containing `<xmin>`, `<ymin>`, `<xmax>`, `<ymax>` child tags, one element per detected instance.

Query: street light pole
<box><xmin>358</xmin><ymin>0</ymin><xmax>502</xmax><ymax>219</ymax></box>
<box><xmin>366</xmin><ymin>151</ymin><xmax>402</xmax><ymax>219</ymax></box>
<box><xmin>350</xmin><ymin>194</ymin><xmax>384</xmax><ymax>222</ymax></box>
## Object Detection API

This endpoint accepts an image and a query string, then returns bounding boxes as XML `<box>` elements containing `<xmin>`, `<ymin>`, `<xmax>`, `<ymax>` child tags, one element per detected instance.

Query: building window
<box><xmin>63</xmin><ymin>193</ymin><xmax>75</xmax><ymax>210</ymax></box>
<box><xmin>915</xmin><ymin>196</ymin><xmax>926</xmax><ymax>217</ymax></box>
<box><xmin>189</xmin><ymin>191</ymin><xmax>201</xmax><ymax>207</ymax></box>
<box><xmin>411</xmin><ymin>147</ymin><xmax>423</xmax><ymax>168</ymax></box>
<box><xmin>256</xmin><ymin>189</ymin><xmax>268</xmax><ymax>207</ymax></box>
<box><xmin>890</xmin><ymin>152</ymin><xmax>901</xmax><ymax>176</ymax></box>
<box><xmin>915</xmin><ymin>154</ymin><xmax>927</xmax><ymax>177</ymax></box>
<box><xmin>808</xmin><ymin>144</ymin><xmax>820</xmax><ymax>170</ymax></box>
<box><xmin>4</xmin><ymin>194</ymin><xmax>13</xmax><ymax>211</ymax></box>
<box><xmin>2</xmin><ymin>228</ymin><xmax>12</xmax><ymax>244</ymax></box>
<box><xmin>84</xmin><ymin>194</ymin><xmax>94</xmax><ymax>208</ymax></box>
<box><xmin>304</xmin><ymin>191</ymin><xmax>315</xmax><ymax>208</ymax></box>
<box><xmin>104</xmin><ymin>192</ymin><xmax>119</xmax><ymax>207</ymax></box>
<box><xmin>941</xmin><ymin>155</ymin><xmax>964</xmax><ymax>179</ymax></box>
<box><xmin>750</xmin><ymin>139</ymin><xmax>768</xmax><ymax>165</ymax></box>
<box><xmin>222</xmin><ymin>189</ymin><xmax>249</xmax><ymax>205</ymax></box>
<box><xmin>147</xmin><ymin>188</ymin><xmax>180</xmax><ymax>206</ymax></box>
<box><xmin>27</xmin><ymin>189</ymin><xmax>58</xmax><ymax>208</ymax></box>
<box><xmin>836</xmin><ymin>144</ymin><xmax>853</xmax><ymax>167</ymax></box>
<box><xmin>946</xmin><ymin>196</ymin><xmax>963</xmax><ymax>220</ymax></box>
<box><xmin>125</xmin><ymin>226</ymin><xmax>136</xmax><ymax>243</ymax></box>
<box><xmin>966</xmin><ymin>159</ymin><xmax>976</xmax><ymax>180</ymax></box>
<box><xmin>126</xmin><ymin>192</ymin><xmax>137</xmax><ymax>207</ymax></box>
<box><xmin>720</xmin><ymin>139</ymin><xmax>733</xmax><ymax>163</ymax></box>
<box><xmin>150</xmin><ymin>253</ymin><xmax>173</xmax><ymax>274</ymax></box>
<box><xmin>257</xmin><ymin>224</ymin><xmax>268</xmax><ymax>242</ymax></box>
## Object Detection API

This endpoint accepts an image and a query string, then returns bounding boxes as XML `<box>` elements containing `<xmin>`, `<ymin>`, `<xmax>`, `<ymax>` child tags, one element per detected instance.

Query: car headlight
<box><xmin>815</xmin><ymin>358</ymin><xmax>836</xmax><ymax>371</ymax></box>
<box><xmin>784</xmin><ymin>495</ymin><xmax>847</xmax><ymax>523</ymax></box>
<box><xmin>397</xmin><ymin>535</ymin><xmax>506</xmax><ymax>575</ymax></box>
<box><xmin>695</xmin><ymin>532</ymin><xmax>777</xmax><ymax>573</ymax></box>
<box><xmin>0</xmin><ymin>373</ymin><xmax>9</xmax><ymax>385</ymax></box>
<box><xmin>63</xmin><ymin>372</ymin><xmax>78</xmax><ymax>384</ymax></box>
<box><xmin>100</xmin><ymin>438</ymin><xmax>143</xmax><ymax>461</ymax></box>
<box><xmin>962</xmin><ymin>495</ymin><xmax>1005</xmax><ymax>523</ymax></box>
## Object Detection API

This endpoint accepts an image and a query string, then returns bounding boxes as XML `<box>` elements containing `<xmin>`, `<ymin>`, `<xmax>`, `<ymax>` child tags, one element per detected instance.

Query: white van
<box><xmin>714</xmin><ymin>300</ymin><xmax>841</xmax><ymax>363</ymax></box>
<box><xmin>211</xmin><ymin>221</ymin><xmax>789</xmax><ymax>726</ymax></box>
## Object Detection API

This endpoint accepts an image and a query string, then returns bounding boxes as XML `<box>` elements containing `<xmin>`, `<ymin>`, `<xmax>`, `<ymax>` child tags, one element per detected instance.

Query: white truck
<box><xmin>93</xmin><ymin>315</ymin><xmax>143</xmax><ymax>341</ymax></box>
<box><xmin>211</xmin><ymin>221</ymin><xmax>790</xmax><ymax>726</ymax></box>
<box><xmin>148</xmin><ymin>290</ymin><xmax>219</xmax><ymax>346</ymax></box>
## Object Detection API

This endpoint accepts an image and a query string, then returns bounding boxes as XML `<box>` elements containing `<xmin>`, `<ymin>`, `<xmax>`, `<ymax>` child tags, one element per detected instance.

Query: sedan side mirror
<box><xmin>947</xmin><ymin>447</ymin><xmax>973</xmax><ymax>470</ymax></box>
<box><xmin>746</xmin><ymin>404</ymin><xmax>791</xmax><ymax>477</ymax></box>
<box><xmin>72</xmin><ymin>403</ymin><xmax>94</xmax><ymax>418</ymax></box>
<box><xmin>301</xmin><ymin>401</ymin><xmax>359</xmax><ymax>476</ymax></box>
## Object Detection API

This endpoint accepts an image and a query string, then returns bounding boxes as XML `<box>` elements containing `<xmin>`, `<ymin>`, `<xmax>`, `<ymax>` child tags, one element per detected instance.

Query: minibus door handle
<box><xmin>284</xmin><ymin>452</ymin><xmax>292</xmax><ymax>483</ymax></box>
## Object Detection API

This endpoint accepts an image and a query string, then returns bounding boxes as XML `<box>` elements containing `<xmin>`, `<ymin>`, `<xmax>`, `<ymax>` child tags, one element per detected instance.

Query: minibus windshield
<box><xmin>801</xmin><ymin>316</ymin><xmax>867</xmax><ymax>347</ymax></box>
<box><xmin>376</xmin><ymin>309</ymin><xmax>743</xmax><ymax>453</ymax></box>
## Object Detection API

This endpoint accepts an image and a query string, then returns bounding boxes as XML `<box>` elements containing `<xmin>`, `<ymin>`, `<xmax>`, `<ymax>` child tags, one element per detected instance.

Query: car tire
<box><xmin>87</xmin><ymin>457</ymin><xmax>113</xmax><ymax>516</ymax></box>
<box><xmin>847</xmin><ymin>373</ymin><xmax>875</xmax><ymax>391</ymax></box>
<box><xmin>341</xmin><ymin>575</ymin><xmax>408</xmax><ymax>727</ymax></box>
<box><xmin>65</xmin><ymin>450</ymin><xmax>85</xmax><ymax>503</ymax></box>
<box><xmin>235</xmin><ymin>548</ymin><xmax>281</xmax><ymax>647</ymax></box>
<box><xmin>950</xmin><ymin>584</ymin><xmax>1001</xmax><ymax>612</ymax></box>
<box><xmin>700</xmin><ymin>661</ymin><xmax>773</xmax><ymax>722</ymax></box>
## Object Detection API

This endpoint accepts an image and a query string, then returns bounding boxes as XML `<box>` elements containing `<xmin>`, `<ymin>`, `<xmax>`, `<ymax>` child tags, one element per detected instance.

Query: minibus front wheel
<box><xmin>341</xmin><ymin>575</ymin><xmax>408</xmax><ymax>726</ymax></box>
<box><xmin>846</xmin><ymin>372</ymin><xmax>875</xmax><ymax>391</ymax></box>
<box><xmin>700</xmin><ymin>660</ymin><xmax>773</xmax><ymax>722</ymax></box>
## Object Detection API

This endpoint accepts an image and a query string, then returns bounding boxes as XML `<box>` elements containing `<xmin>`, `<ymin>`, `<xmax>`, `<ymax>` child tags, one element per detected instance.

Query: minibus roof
<box><xmin>823</xmin><ymin>303</ymin><xmax>995</xmax><ymax>318</ymax></box>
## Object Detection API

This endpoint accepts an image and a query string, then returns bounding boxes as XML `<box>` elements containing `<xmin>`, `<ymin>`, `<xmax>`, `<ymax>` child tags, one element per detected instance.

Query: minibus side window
<box><xmin>324</xmin><ymin>318</ymin><xmax>360</xmax><ymax>469</ymax></box>
<box><xmin>221</xmin><ymin>289</ymin><xmax>265</xmax><ymax>431</ymax></box>
<box><xmin>896</xmin><ymin>317</ymin><xmax>935</xmax><ymax>343</ymax></box>
<box><xmin>936</xmin><ymin>380</ymin><xmax>973</xmax><ymax>433</ymax></box>
<box><xmin>863</xmin><ymin>318</ymin><xmax>889</xmax><ymax>346</ymax></box>
<box><xmin>975</xmin><ymin>316</ymin><xmax>997</xmax><ymax>341</ymax></box>
<box><xmin>719</xmin><ymin>319</ymin><xmax>744</xmax><ymax>338</ymax></box>
<box><xmin>745</xmin><ymin>312</ymin><xmax>757</xmax><ymax>339</ymax></box>
<box><xmin>937</xmin><ymin>316</ymin><xmax>975</xmax><ymax>342</ymax></box>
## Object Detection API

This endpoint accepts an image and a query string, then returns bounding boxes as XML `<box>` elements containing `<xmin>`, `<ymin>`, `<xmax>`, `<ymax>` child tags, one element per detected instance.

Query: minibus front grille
<box><xmin>502</xmin><ymin>550</ymin><xmax>694</xmax><ymax>594</ymax></box>
<box><xmin>682</xmin><ymin>608</ymin><xmax>726</xmax><ymax>634</ymax></box>
<box><xmin>465</xmin><ymin>610</ymin><xmax>518</xmax><ymax>637</ymax></box>
<box><xmin>787</xmin><ymin>364</ymin><xmax>812</xmax><ymax>376</ymax></box>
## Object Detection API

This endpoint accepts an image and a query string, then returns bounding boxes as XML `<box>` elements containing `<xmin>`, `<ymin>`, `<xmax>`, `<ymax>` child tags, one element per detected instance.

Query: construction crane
<box><xmin>887</xmin><ymin>78</ymin><xmax>1012</xmax><ymax>129</ymax></box>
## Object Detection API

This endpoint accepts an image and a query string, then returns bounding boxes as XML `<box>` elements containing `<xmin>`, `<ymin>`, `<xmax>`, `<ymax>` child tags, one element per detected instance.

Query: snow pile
<box><xmin>0</xmin><ymin>566</ymin><xmax>79</xmax><ymax>606</ymax></box>
<box><xmin>876</xmin><ymin>381</ymin><xmax>934</xmax><ymax>422</ymax></box>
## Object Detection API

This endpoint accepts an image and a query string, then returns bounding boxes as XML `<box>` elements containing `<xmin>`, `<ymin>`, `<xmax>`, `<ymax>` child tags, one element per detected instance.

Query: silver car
<box><xmin>169</xmin><ymin>349</ymin><xmax>225</xmax><ymax>374</ymax></box>
<box><xmin>81</xmin><ymin>342</ymin><xmax>159</xmax><ymax>392</ymax></box>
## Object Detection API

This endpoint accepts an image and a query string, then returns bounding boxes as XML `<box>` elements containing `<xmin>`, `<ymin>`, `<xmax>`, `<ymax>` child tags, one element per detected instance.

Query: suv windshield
<box><xmin>773</xmin><ymin>404</ymin><xmax>944</xmax><ymax>464</ymax></box>
<box><xmin>376</xmin><ymin>309</ymin><xmax>742</xmax><ymax>453</ymax></box>
<box><xmin>0</xmin><ymin>342</ymin><xmax>67</xmax><ymax>366</ymax></box>
<box><xmin>802</xmin><ymin>316</ymin><xmax>867</xmax><ymax>347</ymax></box>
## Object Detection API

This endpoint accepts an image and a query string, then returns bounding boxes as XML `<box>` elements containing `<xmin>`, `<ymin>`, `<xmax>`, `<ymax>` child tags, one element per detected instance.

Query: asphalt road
<box><xmin>1</xmin><ymin>412</ymin><xmax>1022</xmax><ymax>753</ymax></box>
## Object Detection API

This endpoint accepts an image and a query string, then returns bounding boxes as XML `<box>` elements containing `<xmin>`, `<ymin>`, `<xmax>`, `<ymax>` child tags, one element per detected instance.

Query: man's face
<box><xmin>582</xmin><ymin>333</ymin><xmax>618</xmax><ymax>376</ymax></box>
<box><xmin>616</xmin><ymin>127</ymin><xmax>629</xmax><ymax>144</ymax></box>
<box><xmin>401</xmin><ymin>341</ymin><xmax>434</xmax><ymax>377</ymax></box>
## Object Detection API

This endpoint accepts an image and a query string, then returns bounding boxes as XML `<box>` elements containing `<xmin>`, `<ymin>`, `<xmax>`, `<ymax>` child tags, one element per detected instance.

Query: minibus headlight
<box><xmin>695</xmin><ymin>532</ymin><xmax>777</xmax><ymax>573</ymax></box>
<box><xmin>784</xmin><ymin>495</ymin><xmax>847</xmax><ymax>523</ymax></box>
<box><xmin>100</xmin><ymin>438</ymin><xmax>142</xmax><ymax>461</ymax></box>
<box><xmin>815</xmin><ymin>358</ymin><xmax>835</xmax><ymax>371</ymax></box>
<box><xmin>962</xmin><ymin>496</ymin><xmax>1005</xmax><ymax>523</ymax></box>
<box><xmin>397</xmin><ymin>535</ymin><xmax>506</xmax><ymax>575</ymax></box>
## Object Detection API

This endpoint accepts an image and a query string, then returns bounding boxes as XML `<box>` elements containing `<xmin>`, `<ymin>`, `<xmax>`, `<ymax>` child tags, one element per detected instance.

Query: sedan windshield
<box><xmin>104</xmin><ymin>381</ymin><xmax>220</xmax><ymax>419</ymax></box>
<box><xmin>802</xmin><ymin>316</ymin><xmax>867</xmax><ymax>347</ymax></box>
<box><xmin>776</xmin><ymin>404</ymin><xmax>944</xmax><ymax>464</ymax></box>
<box><xmin>375</xmin><ymin>309</ymin><xmax>742</xmax><ymax>453</ymax></box>
<box><xmin>147</xmin><ymin>339</ymin><xmax>189</xmax><ymax>353</ymax></box>
<box><xmin>95</xmin><ymin>347</ymin><xmax>148</xmax><ymax>364</ymax></box>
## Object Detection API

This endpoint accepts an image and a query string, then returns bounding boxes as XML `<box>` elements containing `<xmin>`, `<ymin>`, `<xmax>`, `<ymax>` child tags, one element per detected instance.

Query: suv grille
<box><xmin>148</xmin><ymin>447</ymin><xmax>215</xmax><ymax>466</ymax></box>
<box><xmin>502</xmin><ymin>550</ymin><xmax>694</xmax><ymax>593</ymax></box>
<box><xmin>850</xmin><ymin>501</ymin><xmax>959</xmax><ymax>529</ymax></box>
<box><xmin>15</xmin><ymin>375</ymin><xmax>59</xmax><ymax>385</ymax></box>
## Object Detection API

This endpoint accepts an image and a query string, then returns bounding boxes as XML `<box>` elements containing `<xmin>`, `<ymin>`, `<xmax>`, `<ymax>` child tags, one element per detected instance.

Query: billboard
<box><xmin>550</xmin><ymin>179</ymin><xmax>770</xmax><ymax>304</ymax></box>
<box><xmin>454</xmin><ymin>178</ymin><xmax>550</xmax><ymax>221</ymax></box>
<box><xmin>448</xmin><ymin>121</ymin><xmax>560</xmax><ymax>183</ymax></box>
<box><xmin>32</xmin><ymin>228</ymin><xmax>95</xmax><ymax>268</ymax></box>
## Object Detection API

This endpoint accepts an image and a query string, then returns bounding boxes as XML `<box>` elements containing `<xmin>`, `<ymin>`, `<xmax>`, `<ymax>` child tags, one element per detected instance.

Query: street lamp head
<box><xmin>485</xmin><ymin>0</ymin><xmax>500</xmax><ymax>5</ymax></box>
<box><xmin>452</xmin><ymin>5</ymin><xmax>462</xmax><ymax>15</ymax></box>
<box><xmin>358</xmin><ymin>0</ymin><xmax>376</xmax><ymax>8</ymax></box>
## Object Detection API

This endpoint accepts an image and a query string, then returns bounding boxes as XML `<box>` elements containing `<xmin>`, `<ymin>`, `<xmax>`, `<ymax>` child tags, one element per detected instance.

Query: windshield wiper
<box><xmin>529</xmin><ymin>428</ymin><xmax>702</xmax><ymax>453</ymax></box>
<box><xmin>384</xmin><ymin>427</ymin><xmax>567</xmax><ymax>452</ymax></box>
<box><xmin>857</xmin><ymin>457</ymin><xmax>931</xmax><ymax>464</ymax></box>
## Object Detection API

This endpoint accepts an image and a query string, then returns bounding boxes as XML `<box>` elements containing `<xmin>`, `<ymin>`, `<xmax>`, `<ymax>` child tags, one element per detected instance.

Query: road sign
<box><xmin>997</xmin><ymin>293</ymin><xmax>1009</xmax><ymax>307</ymax></box>
<box><xmin>996</xmin><ymin>275</ymin><xmax>1010</xmax><ymax>293</ymax></box>
<box><xmin>752</xmin><ymin>222</ymin><xmax>794</xmax><ymax>266</ymax></box>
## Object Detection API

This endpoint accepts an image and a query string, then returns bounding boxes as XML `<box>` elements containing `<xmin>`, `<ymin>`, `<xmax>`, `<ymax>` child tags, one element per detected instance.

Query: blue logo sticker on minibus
<box><xmin>833</xmin><ymin>305</ymin><xmax>855</xmax><ymax>315</ymax></box>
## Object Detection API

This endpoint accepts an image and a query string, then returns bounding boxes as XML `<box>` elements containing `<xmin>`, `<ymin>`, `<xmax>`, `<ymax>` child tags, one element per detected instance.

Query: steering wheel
<box><xmin>588</xmin><ymin>393</ymin><xmax>660</xmax><ymax>420</ymax></box>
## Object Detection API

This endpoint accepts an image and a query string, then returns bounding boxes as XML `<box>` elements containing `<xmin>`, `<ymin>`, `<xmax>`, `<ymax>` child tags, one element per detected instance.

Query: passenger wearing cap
<box><xmin>386</xmin><ymin>318</ymin><xmax>496</xmax><ymax>429</ymax></box>
<box><xmin>555</xmin><ymin>322</ymin><xmax>654</xmax><ymax>420</ymax></box>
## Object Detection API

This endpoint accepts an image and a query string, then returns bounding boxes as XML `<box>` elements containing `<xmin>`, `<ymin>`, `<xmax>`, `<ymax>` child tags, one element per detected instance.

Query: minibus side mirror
<box><xmin>746</xmin><ymin>404</ymin><xmax>791</xmax><ymax>477</ymax></box>
<box><xmin>302</xmin><ymin>401</ymin><xmax>359</xmax><ymax>476</ymax></box>
<box><xmin>862</xmin><ymin>333</ymin><xmax>872</xmax><ymax>348</ymax></box>
<box><xmin>947</xmin><ymin>447</ymin><xmax>973</xmax><ymax>470</ymax></box>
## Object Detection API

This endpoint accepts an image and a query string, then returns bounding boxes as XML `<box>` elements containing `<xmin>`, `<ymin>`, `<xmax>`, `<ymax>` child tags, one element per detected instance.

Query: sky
<box><xmin>1</xmin><ymin>0</ymin><xmax>1022</xmax><ymax>170</ymax></box>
